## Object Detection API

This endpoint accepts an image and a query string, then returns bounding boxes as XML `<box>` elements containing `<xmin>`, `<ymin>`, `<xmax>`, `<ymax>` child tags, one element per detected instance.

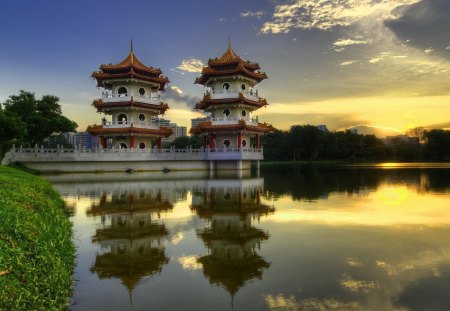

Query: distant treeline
<box><xmin>167</xmin><ymin>125</ymin><xmax>450</xmax><ymax>162</ymax></box>
<box><xmin>261</xmin><ymin>125</ymin><xmax>450</xmax><ymax>162</ymax></box>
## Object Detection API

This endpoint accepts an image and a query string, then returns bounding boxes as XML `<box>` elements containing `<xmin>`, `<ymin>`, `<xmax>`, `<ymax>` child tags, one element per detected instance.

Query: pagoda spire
<box><xmin>130</xmin><ymin>39</ymin><xmax>134</xmax><ymax>53</ymax></box>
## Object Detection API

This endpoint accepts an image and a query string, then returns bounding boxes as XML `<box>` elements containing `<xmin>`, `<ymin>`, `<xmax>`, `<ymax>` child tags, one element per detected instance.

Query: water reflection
<box><xmin>191</xmin><ymin>179</ymin><xmax>274</xmax><ymax>297</ymax></box>
<box><xmin>43</xmin><ymin>166</ymin><xmax>450</xmax><ymax>310</ymax></box>
<box><xmin>88</xmin><ymin>189</ymin><xmax>172</xmax><ymax>293</ymax></box>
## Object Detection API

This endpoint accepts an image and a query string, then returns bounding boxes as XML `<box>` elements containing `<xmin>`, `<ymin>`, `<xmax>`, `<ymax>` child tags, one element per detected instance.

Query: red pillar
<box><xmin>237</xmin><ymin>132</ymin><xmax>242</xmax><ymax>148</ymax></box>
<box><xmin>255</xmin><ymin>134</ymin><xmax>260</xmax><ymax>148</ymax></box>
<box><xmin>130</xmin><ymin>135</ymin><xmax>135</xmax><ymax>149</ymax></box>
<box><xmin>209</xmin><ymin>133</ymin><xmax>215</xmax><ymax>151</ymax></box>
<box><xmin>156</xmin><ymin>137</ymin><xmax>162</xmax><ymax>149</ymax></box>
<box><xmin>100</xmin><ymin>136</ymin><xmax>107</xmax><ymax>149</ymax></box>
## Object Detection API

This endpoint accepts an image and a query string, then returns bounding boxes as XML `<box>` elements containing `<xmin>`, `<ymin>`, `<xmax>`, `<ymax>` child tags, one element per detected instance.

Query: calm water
<box><xmin>46</xmin><ymin>165</ymin><xmax>450</xmax><ymax>311</ymax></box>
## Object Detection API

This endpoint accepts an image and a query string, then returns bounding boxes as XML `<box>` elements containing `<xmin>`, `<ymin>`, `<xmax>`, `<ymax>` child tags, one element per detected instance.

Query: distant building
<box><xmin>191</xmin><ymin>117</ymin><xmax>208</xmax><ymax>129</ymax></box>
<box><xmin>165</xmin><ymin>123</ymin><xmax>187</xmax><ymax>142</ymax></box>
<box><xmin>62</xmin><ymin>132</ymin><xmax>75</xmax><ymax>146</ymax></box>
<box><xmin>385</xmin><ymin>135</ymin><xmax>419</xmax><ymax>146</ymax></box>
<box><xmin>75</xmin><ymin>132</ymin><xmax>98</xmax><ymax>149</ymax></box>
<box><xmin>316</xmin><ymin>124</ymin><xmax>329</xmax><ymax>132</ymax></box>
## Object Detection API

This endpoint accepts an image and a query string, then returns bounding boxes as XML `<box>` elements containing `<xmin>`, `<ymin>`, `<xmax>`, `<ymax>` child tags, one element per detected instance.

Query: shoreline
<box><xmin>0</xmin><ymin>166</ymin><xmax>75</xmax><ymax>310</ymax></box>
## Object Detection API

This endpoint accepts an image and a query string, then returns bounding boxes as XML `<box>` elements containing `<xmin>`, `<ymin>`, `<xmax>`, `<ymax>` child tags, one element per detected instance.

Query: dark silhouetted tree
<box><xmin>3</xmin><ymin>90</ymin><xmax>78</xmax><ymax>146</ymax></box>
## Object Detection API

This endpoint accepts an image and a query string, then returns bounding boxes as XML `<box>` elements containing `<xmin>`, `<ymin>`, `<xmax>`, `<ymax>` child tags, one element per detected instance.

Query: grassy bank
<box><xmin>0</xmin><ymin>166</ymin><xmax>75</xmax><ymax>310</ymax></box>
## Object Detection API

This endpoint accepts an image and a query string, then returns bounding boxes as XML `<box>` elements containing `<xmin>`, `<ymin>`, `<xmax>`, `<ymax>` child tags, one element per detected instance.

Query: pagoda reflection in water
<box><xmin>191</xmin><ymin>178</ymin><xmax>275</xmax><ymax>296</ymax></box>
<box><xmin>87</xmin><ymin>188</ymin><xmax>173</xmax><ymax>292</ymax></box>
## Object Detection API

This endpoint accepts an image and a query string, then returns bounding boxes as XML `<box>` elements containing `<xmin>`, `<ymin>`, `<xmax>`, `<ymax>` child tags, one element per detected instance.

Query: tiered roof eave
<box><xmin>92</xmin><ymin>98</ymin><xmax>169</xmax><ymax>114</ymax></box>
<box><xmin>195</xmin><ymin>93</ymin><xmax>267</xmax><ymax>110</ymax></box>
<box><xmin>91</xmin><ymin>51</ymin><xmax>170</xmax><ymax>90</ymax></box>
<box><xmin>87</xmin><ymin>124</ymin><xmax>173</xmax><ymax>137</ymax></box>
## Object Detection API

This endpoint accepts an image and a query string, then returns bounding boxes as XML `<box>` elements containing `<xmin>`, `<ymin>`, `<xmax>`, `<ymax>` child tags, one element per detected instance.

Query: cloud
<box><xmin>164</xmin><ymin>86</ymin><xmax>201</xmax><ymax>109</ymax></box>
<box><xmin>385</xmin><ymin>0</ymin><xmax>450</xmax><ymax>57</ymax></box>
<box><xmin>447</xmin><ymin>46</ymin><xmax>450</xmax><ymax>50</ymax></box>
<box><xmin>349</xmin><ymin>125</ymin><xmax>403</xmax><ymax>137</ymax></box>
<box><xmin>240</xmin><ymin>11</ymin><xmax>264</xmax><ymax>19</ymax></box>
<box><xmin>261</xmin><ymin>0</ymin><xmax>420</xmax><ymax>33</ymax></box>
<box><xmin>333</xmin><ymin>38</ymin><xmax>372</xmax><ymax>48</ymax></box>
<box><xmin>425</xmin><ymin>121</ymin><xmax>450</xmax><ymax>129</ymax></box>
<box><xmin>256</xmin><ymin>111</ymin><xmax>369</xmax><ymax>131</ymax></box>
<box><xmin>264</xmin><ymin>294</ymin><xmax>363</xmax><ymax>311</ymax></box>
<box><xmin>176</xmin><ymin>58</ymin><xmax>205</xmax><ymax>73</ymax></box>
<box><xmin>424</xmin><ymin>48</ymin><xmax>434</xmax><ymax>54</ymax></box>
<box><xmin>170</xmin><ymin>86</ymin><xmax>183</xmax><ymax>94</ymax></box>
<box><xmin>340</xmin><ymin>60</ymin><xmax>358</xmax><ymax>66</ymax></box>
<box><xmin>369</xmin><ymin>57</ymin><xmax>383</xmax><ymax>63</ymax></box>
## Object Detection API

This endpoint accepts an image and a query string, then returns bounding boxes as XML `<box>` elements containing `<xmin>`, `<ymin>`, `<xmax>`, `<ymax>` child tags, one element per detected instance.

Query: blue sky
<box><xmin>1</xmin><ymin>0</ymin><xmax>449</xmax><ymax>135</ymax></box>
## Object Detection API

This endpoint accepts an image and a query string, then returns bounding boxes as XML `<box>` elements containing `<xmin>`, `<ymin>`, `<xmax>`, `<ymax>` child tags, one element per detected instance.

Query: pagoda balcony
<box><xmin>208</xmin><ymin>90</ymin><xmax>260</xmax><ymax>101</ymax></box>
<box><xmin>210</xmin><ymin>116</ymin><xmax>259</xmax><ymax>126</ymax></box>
<box><xmin>102</xmin><ymin>92</ymin><xmax>161</xmax><ymax>105</ymax></box>
<box><xmin>102</xmin><ymin>120</ymin><xmax>160</xmax><ymax>130</ymax></box>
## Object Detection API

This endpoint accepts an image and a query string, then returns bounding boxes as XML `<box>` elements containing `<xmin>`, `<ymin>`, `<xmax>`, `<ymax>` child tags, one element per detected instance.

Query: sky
<box><xmin>0</xmin><ymin>0</ymin><xmax>449</xmax><ymax>136</ymax></box>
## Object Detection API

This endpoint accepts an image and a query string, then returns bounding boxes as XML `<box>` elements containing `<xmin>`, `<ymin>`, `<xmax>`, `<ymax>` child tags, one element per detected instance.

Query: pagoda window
<box><xmin>138</xmin><ymin>142</ymin><xmax>146</xmax><ymax>149</ymax></box>
<box><xmin>223</xmin><ymin>83</ymin><xmax>230</xmax><ymax>90</ymax></box>
<box><xmin>241</xmin><ymin>110</ymin><xmax>247</xmax><ymax>117</ymax></box>
<box><xmin>117</xmin><ymin>113</ymin><xmax>128</xmax><ymax>124</ymax></box>
<box><xmin>117</xmin><ymin>142</ymin><xmax>128</xmax><ymax>149</ymax></box>
<box><xmin>242</xmin><ymin>139</ymin><xmax>247</xmax><ymax>147</ymax></box>
<box><xmin>223</xmin><ymin>139</ymin><xmax>231</xmax><ymax>148</ymax></box>
<box><xmin>138</xmin><ymin>87</ymin><xmax>146</xmax><ymax>96</ymax></box>
<box><xmin>139</xmin><ymin>113</ymin><xmax>146</xmax><ymax>121</ymax></box>
<box><xmin>241</xmin><ymin>83</ymin><xmax>246</xmax><ymax>90</ymax></box>
<box><xmin>117</xmin><ymin>86</ymin><xmax>128</xmax><ymax>96</ymax></box>
<box><xmin>223</xmin><ymin>109</ymin><xmax>230</xmax><ymax>117</ymax></box>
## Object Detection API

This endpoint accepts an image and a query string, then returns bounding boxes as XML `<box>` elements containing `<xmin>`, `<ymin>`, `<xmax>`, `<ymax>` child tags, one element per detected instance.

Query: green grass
<box><xmin>0</xmin><ymin>166</ymin><xmax>75</xmax><ymax>311</ymax></box>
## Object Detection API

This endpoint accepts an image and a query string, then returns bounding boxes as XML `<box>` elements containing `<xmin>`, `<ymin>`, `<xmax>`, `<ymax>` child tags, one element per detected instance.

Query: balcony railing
<box><xmin>210</xmin><ymin>116</ymin><xmax>259</xmax><ymax>126</ymax></box>
<box><xmin>102</xmin><ymin>92</ymin><xmax>161</xmax><ymax>104</ymax></box>
<box><xmin>102</xmin><ymin>120</ymin><xmax>161</xmax><ymax>130</ymax></box>
<box><xmin>207</xmin><ymin>89</ymin><xmax>260</xmax><ymax>101</ymax></box>
<box><xmin>5</xmin><ymin>146</ymin><xmax>264</xmax><ymax>163</ymax></box>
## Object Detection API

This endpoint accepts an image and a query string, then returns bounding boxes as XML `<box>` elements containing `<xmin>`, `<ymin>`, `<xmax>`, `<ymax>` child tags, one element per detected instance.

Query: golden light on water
<box><xmin>263</xmin><ymin>185</ymin><xmax>450</xmax><ymax>226</ymax></box>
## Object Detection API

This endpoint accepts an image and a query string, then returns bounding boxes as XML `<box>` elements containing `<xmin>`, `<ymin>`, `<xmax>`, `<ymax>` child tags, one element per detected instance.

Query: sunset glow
<box><xmin>0</xmin><ymin>0</ymin><xmax>448</xmax><ymax>135</ymax></box>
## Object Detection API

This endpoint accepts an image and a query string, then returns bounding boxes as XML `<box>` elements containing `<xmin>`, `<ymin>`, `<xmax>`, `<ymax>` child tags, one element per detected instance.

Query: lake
<box><xmin>46</xmin><ymin>164</ymin><xmax>450</xmax><ymax>311</ymax></box>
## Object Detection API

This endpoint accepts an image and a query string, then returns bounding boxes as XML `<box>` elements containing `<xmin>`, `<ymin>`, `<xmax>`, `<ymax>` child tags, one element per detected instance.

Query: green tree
<box><xmin>424</xmin><ymin>129</ymin><xmax>450</xmax><ymax>161</ymax></box>
<box><xmin>0</xmin><ymin>106</ymin><xmax>26</xmax><ymax>160</ymax></box>
<box><xmin>3</xmin><ymin>91</ymin><xmax>77</xmax><ymax>146</ymax></box>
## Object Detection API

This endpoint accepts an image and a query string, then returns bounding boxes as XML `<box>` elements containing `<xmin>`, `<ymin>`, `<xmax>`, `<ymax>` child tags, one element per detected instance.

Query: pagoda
<box><xmin>88</xmin><ymin>189</ymin><xmax>172</xmax><ymax>293</ymax></box>
<box><xmin>87</xmin><ymin>43</ymin><xmax>172</xmax><ymax>149</ymax></box>
<box><xmin>191</xmin><ymin>179</ymin><xmax>274</xmax><ymax>297</ymax></box>
<box><xmin>190</xmin><ymin>43</ymin><xmax>275</xmax><ymax>167</ymax></box>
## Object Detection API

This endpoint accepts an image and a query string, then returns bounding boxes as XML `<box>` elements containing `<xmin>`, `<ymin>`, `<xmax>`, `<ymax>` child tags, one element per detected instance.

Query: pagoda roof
<box><xmin>92</xmin><ymin>98</ymin><xmax>169</xmax><ymax>114</ymax></box>
<box><xmin>195</xmin><ymin>93</ymin><xmax>267</xmax><ymax>110</ymax></box>
<box><xmin>87</xmin><ymin>201</ymin><xmax>173</xmax><ymax>217</ymax></box>
<box><xmin>87</xmin><ymin>124</ymin><xmax>173</xmax><ymax>137</ymax></box>
<box><xmin>92</xmin><ymin>223</ymin><xmax>168</xmax><ymax>242</ymax></box>
<box><xmin>189</xmin><ymin>120</ymin><xmax>275</xmax><ymax>135</ymax></box>
<box><xmin>195</xmin><ymin>46</ymin><xmax>267</xmax><ymax>85</ymax></box>
<box><xmin>91</xmin><ymin>248</ymin><xmax>169</xmax><ymax>292</ymax></box>
<box><xmin>92</xmin><ymin>50</ymin><xmax>169</xmax><ymax>90</ymax></box>
<box><xmin>198</xmin><ymin>253</ymin><xmax>270</xmax><ymax>296</ymax></box>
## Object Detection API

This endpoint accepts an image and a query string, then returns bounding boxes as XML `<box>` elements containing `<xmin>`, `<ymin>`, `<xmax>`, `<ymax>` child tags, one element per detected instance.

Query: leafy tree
<box><xmin>3</xmin><ymin>91</ymin><xmax>77</xmax><ymax>146</ymax></box>
<box><xmin>406</xmin><ymin>127</ymin><xmax>426</xmax><ymax>143</ymax></box>
<box><xmin>170</xmin><ymin>135</ymin><xmax>203</xmax><ymax>149</ymax></box>
<box><xmin>423</xmin><ymin>129</ymin><xmax>450</xmax><ymax>161</ymax></box>
<box><xmin>0</xmin><ymin>106</ymin><xmax>26</xmax><ymax>160</ymax></box>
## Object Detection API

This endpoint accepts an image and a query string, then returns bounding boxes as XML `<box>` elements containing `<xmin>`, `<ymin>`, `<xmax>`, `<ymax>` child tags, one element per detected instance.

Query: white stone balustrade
<box><xmin>102</xmin><ymin>120</ymin><xmax>161</xmax><ymax>130</ymax></box>
<box><xmin>102</xmin><ymin>92</ymin><xmax>161</xmax><ymax>105</ymax></box>
<box><xmin>210</xmin><ymin>116</ymin><xmax>259</xmax><ymax>126</ymax></box>
<box><xmin>208</xmin><ymin>89</ymin><xmax>260</xmax><ymax>101</ymax></box>
<box><xmin>5</xmin><ymin>146</ymin><xmax>264</xmax><ymax>164</ymax></box>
